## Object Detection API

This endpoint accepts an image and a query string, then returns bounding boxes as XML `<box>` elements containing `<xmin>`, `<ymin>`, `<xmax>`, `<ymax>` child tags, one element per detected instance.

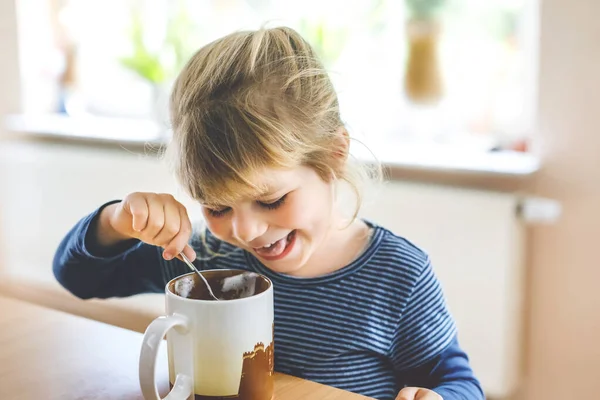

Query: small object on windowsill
<box><xmin>404</xmin><ymin>18</ymin><xmax>444</xmax><ymax>105</ymax></box>
<box><xmin>510</xmin><ymin>139</ymin><xmax>529</xmax><ymax>153</ymax></box>
<box><xmin>489</xmin><ymin>138</ymin><xmax>530</xmax><ymax>153</ymax></box>
<box><xmin>403</xmin><ymin>0</ymin><xmax>447</xmax><ymax>105</ymax></box>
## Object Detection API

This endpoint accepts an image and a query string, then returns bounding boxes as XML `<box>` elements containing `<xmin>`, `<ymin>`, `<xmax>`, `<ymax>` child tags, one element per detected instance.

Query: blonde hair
<box><xmin>168</xmin><ymin>26</ymin><xmax>380</xmax><ymax>220</ymax></box>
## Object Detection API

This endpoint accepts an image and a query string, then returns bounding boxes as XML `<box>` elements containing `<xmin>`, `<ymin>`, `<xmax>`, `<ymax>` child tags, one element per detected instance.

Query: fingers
<box><xmin>162</xmin><ymin>205</ymin><xmax>194</xmax><ymax>261</ymax></box>
<box><xmin>397</xmin><ymin>388</ymin><xmax>442</xmax><ymax>400</ymax></box>
<box><xmin>180</xmin><ymin>244</ymin><xmax>197</xmax><ymax>262</ymax></box>
<box><xmin>140</xmin><ymin>194</ymin><xmax>166</xmax><ymax>239</ymax></box>
<box><xmin>415</xmin><ymin>390</ymin><xmax>442</xmax><ymax>400</ymax></box>
<box><xmin>396</xmin><ymin>387</ymin><xmax>419</xmax><ymax>400</ymax></box>
<box><xmin>124</xmin><ymin>193</ymin><xmax>150</xmax><ymax>233</ymax></box>
<box><xmin>153</xmin><ymin>196</ymin><xmax>181</xmax><ymax>245</ymax></box>
<box><xmin>120</xmin><ymin>192</ymin><xmax>195</xmax><ymax>261</ymax></box>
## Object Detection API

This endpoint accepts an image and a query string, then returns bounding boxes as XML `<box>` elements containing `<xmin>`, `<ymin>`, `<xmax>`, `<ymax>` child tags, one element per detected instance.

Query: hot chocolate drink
<box><xmin>168</xmin><ymin>270</ymin><xmax>270</xmax><ymax>301</ymax></box>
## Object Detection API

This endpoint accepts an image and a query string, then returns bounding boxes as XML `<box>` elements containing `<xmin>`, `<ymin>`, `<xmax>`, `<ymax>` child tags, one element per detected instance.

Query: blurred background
<box><xmin>11</xmin><ymin>0</ymin><xmax>538</xmax><ymax>152</ymax></box>
<box><xmin>0</xmin><ymin>0</ymin><xmax>599</xmax><ymax>399</ymax></box>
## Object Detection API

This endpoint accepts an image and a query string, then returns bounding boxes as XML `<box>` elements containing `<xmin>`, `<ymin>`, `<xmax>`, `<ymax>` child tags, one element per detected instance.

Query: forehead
<box><xmin>250</xmin><ymin>167</ymin><xmax>304</xmax><ymax>191</ymax></box>
<box><xmin>202</xmin><ymin>166</ymin><xmax>306</xmax><ymax>206</ymax></box>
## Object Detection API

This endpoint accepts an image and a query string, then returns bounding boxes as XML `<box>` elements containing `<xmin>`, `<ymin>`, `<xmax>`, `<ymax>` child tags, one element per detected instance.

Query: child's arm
<box><xmin>392</xmin><ymin>260</ymin><xmax>485</xmax><ymax>400</ymax></box>
<box><xmin>397</xmin><ymin>338</ymin><xmax>484</xmax><ymax>400</ymax></box>
<box><xmin>53</xmin><ymin>194</ymin><xmax>195</xmax><ymax>299</ymax></box>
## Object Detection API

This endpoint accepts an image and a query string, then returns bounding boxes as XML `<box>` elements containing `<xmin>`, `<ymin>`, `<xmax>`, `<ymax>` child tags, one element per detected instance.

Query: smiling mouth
<box><xmin>253</xmin><ymin>230</ymin><xmax>297</xmax><ymax>260</ymax></box>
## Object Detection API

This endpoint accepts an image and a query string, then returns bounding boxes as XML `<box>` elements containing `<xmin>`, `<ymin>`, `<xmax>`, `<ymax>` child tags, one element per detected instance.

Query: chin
<box><xmin>263</xmin><ymin>265</ymin><xmax>295</xmax><ymax>274</ymax></box>
<box><xmin>264</xmin><ymin>249</ymin><xmax>312</xmax><ymax>275</ymax></box>
<box><xmin>262</xmin><ymin>258</ymin><xmax>304</xmax><ymax>274</ymax></box>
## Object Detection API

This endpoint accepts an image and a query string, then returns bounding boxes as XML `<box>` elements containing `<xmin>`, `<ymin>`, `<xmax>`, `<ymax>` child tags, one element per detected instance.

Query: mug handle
<box><xmin>139</xmin><ymin>314</ymin><xmax>194</xmax><ymax>400</ymax></box>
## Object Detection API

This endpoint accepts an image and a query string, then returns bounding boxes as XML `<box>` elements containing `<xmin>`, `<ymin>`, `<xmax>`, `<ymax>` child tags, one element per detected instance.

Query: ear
<box><xmin>333</xmin><ymin>126</ymin><xmax>350</xmax><ymax>161</ymax></box>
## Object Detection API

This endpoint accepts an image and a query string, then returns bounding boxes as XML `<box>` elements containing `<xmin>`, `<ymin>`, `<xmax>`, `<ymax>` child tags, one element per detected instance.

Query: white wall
<box><xmin>0</xmin><ymin>0</ymin><xmax>20</xmax><ymax>117</ymax></box>
<box><xmin>518</xmin><ymin>0</ymin><xmax>600</xmax><ymax>399</ymax></box>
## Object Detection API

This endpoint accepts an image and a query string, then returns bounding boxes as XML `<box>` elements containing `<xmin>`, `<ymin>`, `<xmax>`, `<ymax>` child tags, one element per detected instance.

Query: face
<box><xmin>201</xmin><ymin>165</ymin><xmax>338</xmax><ymax>275</ymax></box>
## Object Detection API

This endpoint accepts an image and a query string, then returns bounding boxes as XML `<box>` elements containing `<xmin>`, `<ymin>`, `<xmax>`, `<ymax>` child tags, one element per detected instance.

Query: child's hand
<box><xmin>98</xmin><ymin>192</ymin><xmax>196</xmax><ymax>261</ymax></box>
<box><xmin>396</xmin><ymin>387</ymin><xmax>442</xmax><ymax>400</ymax></box>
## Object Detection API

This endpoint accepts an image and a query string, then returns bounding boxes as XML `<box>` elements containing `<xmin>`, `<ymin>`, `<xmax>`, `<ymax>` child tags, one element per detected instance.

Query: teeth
<box><xmin>259</xmin><ymin>233</ymin><xmax>292</xmax><ymax>250</ymax></box>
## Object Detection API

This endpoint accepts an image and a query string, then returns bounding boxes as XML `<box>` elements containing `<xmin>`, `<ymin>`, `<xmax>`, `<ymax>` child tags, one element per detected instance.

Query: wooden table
<box><xmin>0</xmin><ymin>295</ymin><xmax>370</xmax><ymax>399</ymax></box>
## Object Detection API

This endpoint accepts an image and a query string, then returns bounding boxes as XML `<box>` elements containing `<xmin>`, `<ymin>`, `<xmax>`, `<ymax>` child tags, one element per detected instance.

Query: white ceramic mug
<box><xmin>139</xmin><ymin>269</ymin><xmax>274</xmax><ymax>400</ymax></box>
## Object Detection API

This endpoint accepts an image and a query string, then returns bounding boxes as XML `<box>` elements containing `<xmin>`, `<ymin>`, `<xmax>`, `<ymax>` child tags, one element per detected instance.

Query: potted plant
<box><xmin>403</xmin><ymin>0</ymin><xmax>446</xmax><ymax>105</ymax></box>
<box><xmin>119</xmin><ymin>2</ymin><xmax>196</xmax><ymax>124</ymax></box>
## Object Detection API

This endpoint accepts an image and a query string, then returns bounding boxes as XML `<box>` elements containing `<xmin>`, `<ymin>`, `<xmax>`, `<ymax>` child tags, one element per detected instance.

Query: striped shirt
<box><xmin>53</xmin><ymin>202</ymin><xmax>484</xmax><ymax>400</ymax></box>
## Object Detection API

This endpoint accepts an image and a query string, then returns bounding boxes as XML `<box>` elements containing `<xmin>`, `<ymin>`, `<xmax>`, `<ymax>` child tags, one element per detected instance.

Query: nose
<box><xmin>231</xmin><ymin>209</ymin><xmax>267</xmax><ymax>245</ymax></box>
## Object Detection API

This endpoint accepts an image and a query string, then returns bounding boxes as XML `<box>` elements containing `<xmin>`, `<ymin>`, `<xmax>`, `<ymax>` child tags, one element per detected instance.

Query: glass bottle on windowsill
<box><xmin>403</xmin><ymin>0</ymin><xmax>446</xmax><ymax>105</ymax></box>
<box><xmin>56</xmin><ymin>45</ymin><xmax>87</xmax><ymax>117</ymax></box>
<box><xmin>404</xmin><ymin>18</ymin><xmax>443</xmax><ymax>105</ymax></box>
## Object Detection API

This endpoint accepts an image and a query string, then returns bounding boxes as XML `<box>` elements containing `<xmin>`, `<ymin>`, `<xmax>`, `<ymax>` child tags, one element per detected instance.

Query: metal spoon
<box><xmin>179</xmin><ymin>252</ymin><xmax>220</xmax><ymax>301</ymax></box>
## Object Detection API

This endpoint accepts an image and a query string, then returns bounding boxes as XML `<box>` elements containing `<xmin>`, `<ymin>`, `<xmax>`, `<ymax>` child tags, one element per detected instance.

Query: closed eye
<box><xmin>258</xmin><ymin>194</ymin><xmax>287</xmax><ymax>210</ymax></box>
<box><xmin>206</xmin><ymin>207</ymin><xmax>231</xmax><ymax>218</ymax></box>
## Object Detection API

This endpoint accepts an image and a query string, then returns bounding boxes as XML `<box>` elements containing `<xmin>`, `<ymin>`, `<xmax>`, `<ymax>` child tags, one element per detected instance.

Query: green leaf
<box><xmin>118</xmin><ymin>1</ymin><xmax>198</xmax><ymax>84</ymax></box>
<box><xmin>405</xmin><ymin>0</ymin><xmax>446</xmax><ymax>20</ymax></box>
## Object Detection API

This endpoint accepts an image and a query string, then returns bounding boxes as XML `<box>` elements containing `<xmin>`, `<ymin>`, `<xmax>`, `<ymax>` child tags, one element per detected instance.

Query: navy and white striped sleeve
<box><xmin>390</xmin><ymin>259</ymin><xmax>484</xmax><ymax>398</ymax></box>
<box><xmin>390</xmin><ymin>258</ymin><xmax>457</xmax><ymax>371</ymax></box>
<box><xmin>53</xmin><ymin>202</ymin><xmax>215</xmax><ymax>299</ymax></box>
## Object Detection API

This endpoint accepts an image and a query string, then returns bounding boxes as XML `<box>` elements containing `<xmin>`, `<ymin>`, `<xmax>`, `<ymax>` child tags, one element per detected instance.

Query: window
<box><xmin>16</xmin><ymin>0</ymin><xmax>538</xmax><ymax>153</ymax></box>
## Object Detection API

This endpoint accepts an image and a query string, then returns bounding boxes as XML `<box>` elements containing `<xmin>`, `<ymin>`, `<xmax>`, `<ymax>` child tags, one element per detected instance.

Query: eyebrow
<box><xmin>254</xmin><ymin>186</ymin><xmax>284</xmax><ymax>199</ymax></box>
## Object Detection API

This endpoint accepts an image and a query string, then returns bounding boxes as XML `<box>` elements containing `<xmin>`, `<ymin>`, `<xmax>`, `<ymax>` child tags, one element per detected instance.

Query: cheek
<box><xmin>284</xmin><ymin>186</ymin><xmax>333</xmax><ymax>226</ymax></box>
<box><xmin>202</xmin><ymin>214</ymin><xmax>231</xmax><ymax>241</ymax></box>
<box><xmin>278</xmin><ymin>204</ymin><xmax>307</xmax><ymax>226</ymax></box>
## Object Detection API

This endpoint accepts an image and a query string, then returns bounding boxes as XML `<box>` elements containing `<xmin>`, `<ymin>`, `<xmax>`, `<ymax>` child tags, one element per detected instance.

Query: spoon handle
<box><xmin>179</xmin><ymin>253</ymin><xmax>220</xmax><ymax>301</ymax></box>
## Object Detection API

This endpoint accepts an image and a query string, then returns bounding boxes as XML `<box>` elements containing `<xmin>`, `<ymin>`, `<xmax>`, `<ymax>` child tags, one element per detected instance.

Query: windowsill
<box><xmin>3</xmin><ymin>113</ymin><xmax>540</xmax><ymax>192</ymax></box>
<box><xmin>4</xmin><ymin>113</ymin><xmax>167</xmax><ymax>147</ymax></box>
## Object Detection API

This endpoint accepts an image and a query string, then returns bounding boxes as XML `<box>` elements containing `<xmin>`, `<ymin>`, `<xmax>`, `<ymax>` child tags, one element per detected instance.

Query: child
<box><xmin>53</xmin><ymin>27</ymin><xmax>484</xmax><ymax>400</ymax></box>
